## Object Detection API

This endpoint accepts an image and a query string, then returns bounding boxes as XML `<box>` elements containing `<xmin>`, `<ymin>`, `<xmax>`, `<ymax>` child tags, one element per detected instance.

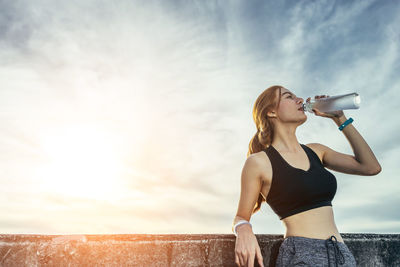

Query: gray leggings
<box><xmin>275</xmin><ymin>235</ymin><xmax>357</xmax><ymax>266</ymax></box>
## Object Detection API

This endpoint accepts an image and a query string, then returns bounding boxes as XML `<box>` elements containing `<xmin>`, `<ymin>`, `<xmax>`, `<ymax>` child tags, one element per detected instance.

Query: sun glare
<box><xmin>35</xmin><ymin>124</ymin><xmax>125</xmax><ymax>200</ymax></box>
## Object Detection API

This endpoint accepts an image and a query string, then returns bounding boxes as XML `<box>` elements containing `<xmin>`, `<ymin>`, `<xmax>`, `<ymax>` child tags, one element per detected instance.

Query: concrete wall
<box><xmin>0</xmin><ymin>233</ymin><xmax>399</xmax><ymax>266</ymax></box>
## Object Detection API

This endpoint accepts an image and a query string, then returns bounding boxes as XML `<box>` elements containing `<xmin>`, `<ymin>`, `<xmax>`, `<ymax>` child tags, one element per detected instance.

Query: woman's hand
<box><xmin>234</xmin><ymin>225</ymin><xmax>264</xmax><ymax>267</ymax></box>
<box><xmin>306</xmin><ymin>95</ymin><xmax>344</xmax><ymax>119</ymax></box>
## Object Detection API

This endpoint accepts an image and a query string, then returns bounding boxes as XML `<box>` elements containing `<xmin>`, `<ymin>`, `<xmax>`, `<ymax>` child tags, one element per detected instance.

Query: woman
<box><xmin>232</xmin><ymin>85</ymin><xmax>381</xmax><ymax>267</ymax></box>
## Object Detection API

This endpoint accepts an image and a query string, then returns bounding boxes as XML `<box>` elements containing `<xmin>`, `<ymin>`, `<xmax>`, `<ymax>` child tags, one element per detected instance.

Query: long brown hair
<box><xmin>248</xmin><ymin>85</ymin><xmax>283</xmax><ymax>214</ymax></box>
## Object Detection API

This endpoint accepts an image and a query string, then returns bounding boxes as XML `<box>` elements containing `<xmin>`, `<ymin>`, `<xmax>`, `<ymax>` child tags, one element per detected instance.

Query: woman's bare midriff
<box><xmin>282</xmin><ymin>205</ymin><xmax>344</xmax><ymax>243</ymax></box>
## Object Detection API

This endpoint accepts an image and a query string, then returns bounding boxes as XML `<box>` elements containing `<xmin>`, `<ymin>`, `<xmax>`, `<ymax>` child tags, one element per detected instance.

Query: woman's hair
<box><xmin>248</xmin><ymin>85</ymin><xmax>283</xmax><ymax>214</ymax></box>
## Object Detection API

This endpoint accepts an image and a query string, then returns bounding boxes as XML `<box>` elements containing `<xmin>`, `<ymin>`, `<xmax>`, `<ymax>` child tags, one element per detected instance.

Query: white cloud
<box><xmin>0</xmin><ymin>0</ymin><xmax>399</xmax><ymax>234</ymax></box>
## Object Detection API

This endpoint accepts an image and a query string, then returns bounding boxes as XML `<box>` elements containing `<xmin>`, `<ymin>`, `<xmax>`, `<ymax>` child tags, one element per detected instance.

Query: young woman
<box><xmin>232</xmin><ymin>85</ymin><xmax>381</xmax><ymax>267</ymax></box>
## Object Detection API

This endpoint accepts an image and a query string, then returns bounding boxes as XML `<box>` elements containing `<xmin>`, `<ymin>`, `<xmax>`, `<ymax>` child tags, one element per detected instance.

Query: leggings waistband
<box><xmin>284</xmin><ymin>235</ymin><xmax>346</xmax><ymax>266</ymax></box>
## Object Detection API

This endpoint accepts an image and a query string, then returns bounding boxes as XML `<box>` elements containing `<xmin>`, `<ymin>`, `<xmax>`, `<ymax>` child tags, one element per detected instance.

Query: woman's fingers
<box><xmin>235</xmin><ymin>250</ymin><xmax>255</xmax><ymax>267</ymax></box>
<box><xmin>234</xmin><ymin>234</ymin><xmax>263</xmax><ymax>267</ymax></box>
<box><xmin>235</xmin><ymin>254</ymin><xmax>240</xmax><ymax>266</ymax></box>
<box><xmin>247</xmin><ymin>252</ymin><xmax>255</xmax><ymax>267</ymax></box>
<box><xmin>256</xmin><ymin>246</ymin><xmax>264</xmax><ymax>267</ymax></box>
<box><xmin>315</xmin><ymin>95</ymin><xmax>329</xmax><ymax>99</ymax></box>
<box><xmin>238</xmin><ymin>250</ymin><xmax>247</xmax><ymax>266</ymax></box>
<box><xmin>309</xmin><ymin>95</ymin><xmax>330</xmax><ymax>102</ymax></box>
<box><xmin>238</xmin><ymin>253</ymin><xmax>245</xmax><ymax>266</ymax></box>
<box><xmin>312</xmin><ymin>108</ymin><xmax>321</xmax><ymax>115</ymax></box>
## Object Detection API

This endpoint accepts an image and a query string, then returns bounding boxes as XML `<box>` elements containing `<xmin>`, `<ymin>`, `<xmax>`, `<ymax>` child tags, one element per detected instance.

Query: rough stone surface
<box><xmin>0</xmin><ymin>233</ymin><xmax>399</xmax><ymax>266</ymax></box>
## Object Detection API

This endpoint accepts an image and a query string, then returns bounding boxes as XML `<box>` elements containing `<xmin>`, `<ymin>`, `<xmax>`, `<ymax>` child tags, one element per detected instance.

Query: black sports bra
<box><xmin>263</xmin><ymin>144</ymin><xmax>337</xmax><ymax>220</ymax></box>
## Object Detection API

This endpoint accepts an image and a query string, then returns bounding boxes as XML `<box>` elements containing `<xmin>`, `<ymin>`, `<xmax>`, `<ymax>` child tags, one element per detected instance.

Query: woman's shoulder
<box><xmin>248</xmin><ymin>147</ymin><xmax>271</xmax><ymax>164</ymax></box>
<box><xmin>247</xmin><ymin>149</ymin><xmax>268</xmax><ymax>166</ymax></box>
<box><xmin>247</xmin><ymin>148</ymin><xmax>273</xmax><ymax>182</ymax></box>
<box><xmin>303</xmin><ymin>143</ymin><xmax>327</xmax><ymax>163</ymax></box>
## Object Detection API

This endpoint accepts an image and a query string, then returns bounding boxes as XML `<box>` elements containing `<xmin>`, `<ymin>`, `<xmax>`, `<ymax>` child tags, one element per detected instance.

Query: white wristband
<box><xmin>232</xmin><ymin>220</ymin><xmax>252</xmax><ymax>236</ymax></box>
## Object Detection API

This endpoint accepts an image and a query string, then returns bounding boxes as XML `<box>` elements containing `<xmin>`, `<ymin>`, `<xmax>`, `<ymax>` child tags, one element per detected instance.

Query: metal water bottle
<box><xmin>302</xmin><ymin>92</ymin><xmax>361</xmax><ymax>113</ymax></box>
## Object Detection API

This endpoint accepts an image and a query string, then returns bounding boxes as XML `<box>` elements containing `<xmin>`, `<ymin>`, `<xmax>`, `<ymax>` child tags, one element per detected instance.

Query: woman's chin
<box><xmin>298</xmin><ymin>115</ymin><xmax>307</xmax><ymax>124</ymax></box>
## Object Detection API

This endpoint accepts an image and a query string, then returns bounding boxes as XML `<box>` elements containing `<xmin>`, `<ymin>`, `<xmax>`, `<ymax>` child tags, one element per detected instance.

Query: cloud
<box><xmin>0</xmin><ymin>0</ymin><xmax>399</xmax><ymax>234</ymax></box>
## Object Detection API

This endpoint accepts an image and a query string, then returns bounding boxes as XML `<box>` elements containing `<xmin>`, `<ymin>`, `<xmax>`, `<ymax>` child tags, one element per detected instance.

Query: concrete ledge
<box><xmin>0</xmin><ymin>233</ymin><xmax>399</xmax><ymax>266</ymax></box>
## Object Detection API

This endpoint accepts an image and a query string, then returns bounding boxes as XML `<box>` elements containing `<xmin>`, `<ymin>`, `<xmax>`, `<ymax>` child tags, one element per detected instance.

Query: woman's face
<box><xmin>274</xmin><ymin>87</ymin><xmax>307</xmax><ymax>123</ymax></box>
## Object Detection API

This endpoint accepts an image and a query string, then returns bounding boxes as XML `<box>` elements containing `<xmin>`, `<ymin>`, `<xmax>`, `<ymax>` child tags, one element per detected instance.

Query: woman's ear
<box><xmin>267</xmin><ymin>111</ymin><xmax>276</xmax><ymax>118</ymax></box>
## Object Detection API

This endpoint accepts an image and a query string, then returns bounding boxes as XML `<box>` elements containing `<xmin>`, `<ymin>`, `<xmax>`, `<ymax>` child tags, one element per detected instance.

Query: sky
<box><xmin>0</xmin><ymin>0</ymin><xmax>399</xmax><ymax>235</ymax></box>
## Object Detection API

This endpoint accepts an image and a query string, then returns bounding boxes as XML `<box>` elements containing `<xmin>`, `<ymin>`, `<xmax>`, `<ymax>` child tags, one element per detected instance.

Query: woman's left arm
<box><xmin>307</xmin><ymin>95</ymin><xmax>382</xmax><ymax>176</ymax></box>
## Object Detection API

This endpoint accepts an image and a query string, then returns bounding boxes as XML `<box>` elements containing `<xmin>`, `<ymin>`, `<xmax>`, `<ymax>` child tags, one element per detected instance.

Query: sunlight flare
<box><xmin>35</xmin><ymin>124</ymin><xmax>125</xmax><ymax>200</ymax></box>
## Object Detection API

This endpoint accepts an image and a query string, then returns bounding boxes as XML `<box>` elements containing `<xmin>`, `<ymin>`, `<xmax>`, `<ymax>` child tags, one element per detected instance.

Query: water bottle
<box><xmin>302</xmin><ymin>92</ymin><xmax>361</xmax><ymax>113</ymax></box>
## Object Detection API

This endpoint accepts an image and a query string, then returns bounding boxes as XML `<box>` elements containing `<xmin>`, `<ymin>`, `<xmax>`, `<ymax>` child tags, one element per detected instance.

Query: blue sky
<box><xmin>0</xmin><ymin>0</ymin><xmax>399</xmax><ymax>235</ymax></box>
